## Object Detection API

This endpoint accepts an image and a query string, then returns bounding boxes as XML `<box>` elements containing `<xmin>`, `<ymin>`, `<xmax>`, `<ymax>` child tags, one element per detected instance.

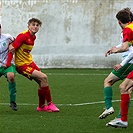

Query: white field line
<box><xmin>15</xmin><ymin>72</ymin><xmax>108</xmax><ymax>76</ymax></box>
<box><xmin>46</xmin><ymin>73</ymin><xmax>108</xmax><ymax>76</ymax></box>
<box><xmin>0</xmin><ymin>99</ymin><xmax>133</xmax><ymax>106</ymax></box>
<box><xmin>1</xmin><ymin>73</ymin><xmax>131</xmax><ymax>106</ymax></box>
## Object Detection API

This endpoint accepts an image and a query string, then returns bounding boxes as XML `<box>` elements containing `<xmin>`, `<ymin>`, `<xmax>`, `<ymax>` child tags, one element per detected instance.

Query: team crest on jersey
<box><xmin>3</xmin><ymin>42</ymin><xmax>6</xmax><ymax>46</ymax></box>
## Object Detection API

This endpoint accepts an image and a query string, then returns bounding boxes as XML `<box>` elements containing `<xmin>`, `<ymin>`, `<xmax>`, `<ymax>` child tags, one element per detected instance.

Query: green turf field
<box><xmin>0</xmin><ymin>69</ymin><xmax>133</xmax><ymax>133</ymax></box>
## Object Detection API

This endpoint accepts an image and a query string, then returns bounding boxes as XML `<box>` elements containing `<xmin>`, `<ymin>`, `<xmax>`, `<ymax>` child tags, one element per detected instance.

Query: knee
<box><xmin>119</xmin><ymin>83</ymin><xmax>126</xmax><ymax>94</ymax></box>
<box><xmin>7</xmin><ymin>72</ymin><xmax>15</xmax><ymax>82</ymax></box>
<box><xmin>104</xmin><ymin>78</ymin><xmax>111</xmax><ymax>87</ymax></box>
<box><xmin>104</xmin><ymin>78</ymin><xmax>107</xmax><ymax>85</ymax></box>
<box><xmin>41</xmin><ymin>74</ymin><xmax>48</xmax><ymax>83</ymax></box>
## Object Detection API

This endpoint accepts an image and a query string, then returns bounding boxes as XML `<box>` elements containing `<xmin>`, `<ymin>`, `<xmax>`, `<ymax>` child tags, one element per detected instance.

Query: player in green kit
<box><xmin>99</xmin><ymin>8</ymin><xmax>133</xmax><ymax>119</ymax></box>
<box><xmin>0</xmin><ymin>24</ymin><xmax>17</xmax><ymax>111</ymax></box>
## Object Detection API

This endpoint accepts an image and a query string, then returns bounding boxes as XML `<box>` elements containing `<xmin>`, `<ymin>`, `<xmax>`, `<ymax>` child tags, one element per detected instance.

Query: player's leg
<box><xmin>119</xmin><ymin>77</ymin><xmax>133</xmax><ymax>122</ymax></box>
<box><xmin>99</xmin><ymin>72</ymin><xmax>119</xmax><ymax>119</ymax></box>
<box><xmin>16</xmin><ymin>63</ymin><xmax>48</xmax><ymax>110</ymax></box>
<box><xmin>106</xmin><ymin>77</ymin><xmax>132</xmax><ymax>128</ymax></box>
<box><xmin>30</xmin><ymin>62</ymin><xmax>53</xmax><ymax>111</ymax></box>
<box><xmin>99</xmin><ymin>63</ymin><xmax>133</xmax><ymax>119</ymax></box>
<box><xmin>113</xmin><ymin>64</ymin><xmax>133</xmax><ymax>119</ymax></box>
<box><xmin>32</xmin><ymin>70</ymin><xmax>50</xmax><ymax>108</ymax></box>
<box><xmin>16</xmin><ymin>64</ymin><xmax>48</xmax><ymax>111</ymax></box>
<box><xmin>5</xmin><ymin>64</ymin><xmax>17</xmax><ymax>111</ymax></box>
<box><xmin>104</xmin><ymin>73</ymin><xmax>119</xmax><ymax>108</ymax></box>
<box><xmin>16</xmin><ymin>62</ymin><xmax>59</xmax><ymax>112</ymax></box>
<box><xmin>117</xmin><ymin>87</ymin><xmax>132</xmax><ymax>118</ymax></box>
<box><xmin>32</xmin><ymin>70</ymin><xmax>59</xmax><ymax>112</ymax></box>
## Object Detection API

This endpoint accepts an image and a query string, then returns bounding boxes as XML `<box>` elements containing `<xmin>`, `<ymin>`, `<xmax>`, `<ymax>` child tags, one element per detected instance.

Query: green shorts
<box><xmin>0</xmin><ymin>64</ymin><xmax>16</xmax><ymax>77</ymax></box>
<box><xmin>112</xmin><ymin>63</ymin><xmax>133</xmax><ymax>80</ymax></box>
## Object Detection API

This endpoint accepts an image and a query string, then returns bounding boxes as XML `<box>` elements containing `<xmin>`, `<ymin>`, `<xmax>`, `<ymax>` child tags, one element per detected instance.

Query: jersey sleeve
<box><xmin>6</xmin><ymin>52</ymin><xmax>13</xmax><ymax>67</ymax></box>
<box><xmin>12</xmin><ymin>34</ymin><xmax>27</xmax><ymax>50</ymax></box>
<box><xmin>6</xmin><ymin>33</ymin><xmax>15</xmax><ymax>44</ymax></box>
<box><xmin>122</xmin><ymin>28</ymin><xmax>133</xmax><ymax>43</ymax></box>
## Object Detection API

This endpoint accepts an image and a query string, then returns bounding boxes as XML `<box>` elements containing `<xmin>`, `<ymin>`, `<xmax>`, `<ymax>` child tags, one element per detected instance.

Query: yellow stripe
<box><xmin>122</xmin><ymin>64</ymin><xmax>132</xmax><ymax>76</ymax></box>
<box><xmin>22</xmin><ymin>43</ymin><xmax>33</xmax><ymax>50</ymax></box>
<box><xmin>21</xmin><ymin>30</ymin><xmax>28</xmax><ymax>34</ymax></box>
<box><xmin>126</xmin><ymin>23</ymin><xmax>133</xmax><ymax>31</ymax></box>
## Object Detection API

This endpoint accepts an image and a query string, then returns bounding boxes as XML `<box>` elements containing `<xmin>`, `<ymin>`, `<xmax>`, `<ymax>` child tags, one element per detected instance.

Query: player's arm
<box><xmin>2</xmin><ymin>51</ymin><xmax>13</xmax><ymax>68</ymax></box>
<box><xmin>115</xmin><ymin>43</ymin><xmax>122</xmax><ymax>48</ymax></box>
<box><xmin>5</xmin><ymin>51</ymin><xmax>13</xmax><ymax>67</ymax></box>
<box><xmin>105</xmin><ymin>44</ymin><xmax>122</xmax><ymax>57</ymax></box>
<box><xmin>113</xmin><ymin>50</ymin><xmax>133</xmax><ymax>71</ymax></box>
<box><xmin>9</xmin><ymin>44</ymin><xmax>15</xmax><ymax>54</ymax></box>
<box><xmin>120</xmin><ymin>53</ymin><xmax>133</xmax><ymax>66</ymax></box>
<box><xmin>111</xmin><ymin>28</ymin><xmax>132</xmax><ymax>53</ymax></box>
<box><xmin>105</xmin><ymin>48</ymin><xmax>112</xmax><ymax>57</ymax></box>
<box><xmin>2</xmin><ymin>42</ymin><xmax>14</xmax><ymax>68</ymax></box>
<box><xmin>9</xmin><ymin>34</ymin><xmax>27</xmax><ymax>53</ymax></box>
<box><xmin>113</xmin><ymin>43</ymin><xmax>133</xmax><ymax>71</ymax></box>
<box><xmin>111</xmin><ymin>41</ymin><xmax>129</xmax><ymax>53</ymax></box>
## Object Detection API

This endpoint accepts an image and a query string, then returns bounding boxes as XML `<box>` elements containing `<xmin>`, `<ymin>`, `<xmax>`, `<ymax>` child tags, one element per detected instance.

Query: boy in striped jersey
<box><xmin>9</xmin><ymin>18</ymin><xmax>59</xmax><ymax>112</ymax></box>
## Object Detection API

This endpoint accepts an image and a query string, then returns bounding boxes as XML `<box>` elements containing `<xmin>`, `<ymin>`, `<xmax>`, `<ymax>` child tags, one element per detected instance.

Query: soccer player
<box><xmin>105</xmin><ymin>9</ymin><xmax>133</xmax><ymax>128</ymax></box>
<box><xmin>99</xmin><ymin>7</ymin><xmax>133</xmax><ymax>119</ymax></box>
<box><xmin>9</xmin><ymin>18</ymin><xmax>59</xmax><ymax>112</ymax></box>
<box><xmin>0</xmin><ymin>24</ymin><xmax>17</xmax><ymax>111</ymax></box>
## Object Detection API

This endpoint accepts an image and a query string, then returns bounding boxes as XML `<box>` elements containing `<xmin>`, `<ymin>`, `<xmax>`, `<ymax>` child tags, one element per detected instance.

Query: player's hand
<box><xmin>105</xmin><ymin>49</ymin><xmax>112</xmax><ymax>57</ymax></box>
<box><xmin>111</xmin><ymin>46</ymin><xmax>118</xmax><ymax>54</ymax></box>
<box><xmin>113</xmin><ymin>64</ymin><xmax>122</xmax><ymax>71</ymax></box>
<box><xmin>0</xmin><ymin>60</ymin><xmax>6</xmax><ymax>68</ymax></box>
<box><xmin>2</xmin><ymin>64</ymin><xmax>7</xmax><ymax>68</ymax></box>
<box><xmin>9</xmin><ymin>44</ymin><xmax>15</xmax><ymax>54</ymax></box>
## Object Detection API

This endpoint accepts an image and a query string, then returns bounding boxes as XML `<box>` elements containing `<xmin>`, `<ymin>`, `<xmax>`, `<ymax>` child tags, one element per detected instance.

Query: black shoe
<box><xmin>10</xmin><ymin>102</ymin><xmax>18</xmax><ymax>111</ymax></box>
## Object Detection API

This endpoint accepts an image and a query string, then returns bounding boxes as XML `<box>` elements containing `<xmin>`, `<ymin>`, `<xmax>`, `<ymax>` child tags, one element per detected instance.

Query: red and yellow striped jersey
<box><xmin>12</xmin><ymin>30</ymin><xmax>36</xmax><ymax>67</ymax></box>
<box><xmin>123</xmin><ymin>22</ymin><xmax>133</xmax><ymax>45</ymax></box>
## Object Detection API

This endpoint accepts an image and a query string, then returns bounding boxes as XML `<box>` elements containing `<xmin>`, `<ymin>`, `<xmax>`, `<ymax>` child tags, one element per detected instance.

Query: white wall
<box><xmin>1</xmin><ymin>0</ymin><xmax>133</xmax><ymax>68</ymax></box>
<box><xmin>0</xmin><ymin>0</ymin><xmax>1</xmax><ymax>23</ymax></box>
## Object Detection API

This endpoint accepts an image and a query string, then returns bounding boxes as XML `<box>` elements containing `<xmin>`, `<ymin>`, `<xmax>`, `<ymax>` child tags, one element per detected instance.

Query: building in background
<box><xmin>1</xmin><ymin>0</ymin><xmax>132</xmax><ymax>68</ymax></box>
<box><xmin>0</xmin><ymin>1</ymin><xmax>1</xmax><ymax>24</ymax></box>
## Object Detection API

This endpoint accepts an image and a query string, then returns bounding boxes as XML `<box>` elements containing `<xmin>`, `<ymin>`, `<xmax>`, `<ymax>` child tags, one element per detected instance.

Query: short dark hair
<box><xmin>28</xmin><ymin>18</ymin><xmax>42</xmax><ymax>26</ymax></box>
<box><xmin>123</xmin><ymin>7</ymin><xmax>133</xmax><ymax>22</ymax></box>
<box><xmin>116</xmin><ymin>9</ymin><xmax>131</xmax><ymax>24</ymax></box>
